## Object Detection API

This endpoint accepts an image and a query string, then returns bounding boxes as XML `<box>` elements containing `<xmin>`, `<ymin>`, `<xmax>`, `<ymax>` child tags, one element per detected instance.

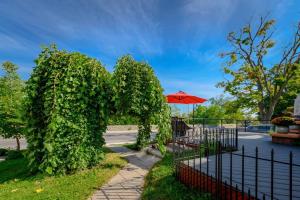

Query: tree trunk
<box><xmin>16</xmin><ymin>137</ymin><xmax>20</xmax><ymax>151</ymax></box>
<box><xmin>259</xmin><ymin>100</ymin><xmax>277</xmax><ymax>122</ymax></box>
<box><xmin>260</xmin><ymin>112</ymin><xmax>273</xmax><ymax>123</ymax></box>
<box><xmin>258</xmin><ymin>102</ymin><xmax>268</xmax><ymax>122</ymax></box>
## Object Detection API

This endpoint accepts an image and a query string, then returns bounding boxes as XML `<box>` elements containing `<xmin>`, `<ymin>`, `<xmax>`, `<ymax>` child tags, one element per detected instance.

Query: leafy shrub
<box><xmin>108</xmin><ymin>115</ymin><xmax>139</xmax><ymax>125</ymax></box>
<box><xmin>0</xmin><ymin>148</ymin><xmax>8</xmax><ymax>156</ymax></box>
<box><xmin>271</xmin><ymin>117</ymin><xmax>295</xmax><ymax>126</ymax></box>
<box><xmin>25</xmin><ymin>45</ymin><xmax>111</xmax><ymax>175</ymax></box>
<box><xmin>5</xmin><ymin>150</ymin><xmax>24</xmax><ymax>160</ymax></box>
<box><xmin>112</xmin><ymin>55</ymin><xmax>171</xmax><ymax>152</ymax></box>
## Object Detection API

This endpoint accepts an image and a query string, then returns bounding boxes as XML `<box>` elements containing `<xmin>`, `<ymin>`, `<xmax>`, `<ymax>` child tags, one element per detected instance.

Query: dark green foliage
<box><xmin>0</xmin><ymin>157</ymin><xmax>30</xmax><ymax>183</ymax></box>
<box><xmin>5</xmin><ymin>150</ymin><xmax>24</xmax><ymax>160</ymax></box>
<box><xmin>0</xmin><ymin>148</ymin><xmax>8</xmax><ymax>156</ymax></box>
<box><xmin>25</xmin><ymin>45</ymin><xmax>111</xmax><ymax>175</ymax></box>
<box><xmin>108</xmin><ymin>115</ymin><xmax>139</xmax><ymax>125</ymax></box>
<box><xmin>112</xmin><ymin>55</ymin><xmax>171</xmax><ymax>152</ymax></box>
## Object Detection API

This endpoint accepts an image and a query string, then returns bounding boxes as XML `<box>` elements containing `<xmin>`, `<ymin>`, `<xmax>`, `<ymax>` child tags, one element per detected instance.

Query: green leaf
<box><xmin>44</xmin><ymin>143</ymin><xmax>53</xmax><ymax>153</ymax></box>
<box><xmin>46</xmin><ymin>166</ymin><xmax>53</xmax><ymax>174</ymax></box>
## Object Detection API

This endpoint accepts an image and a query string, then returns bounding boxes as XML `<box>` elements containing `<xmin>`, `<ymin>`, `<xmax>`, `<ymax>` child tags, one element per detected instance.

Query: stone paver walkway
<box><xmin>90</xmin><ymin>146</ymin><xmax>160</xmax><ymax>200</ymax></box>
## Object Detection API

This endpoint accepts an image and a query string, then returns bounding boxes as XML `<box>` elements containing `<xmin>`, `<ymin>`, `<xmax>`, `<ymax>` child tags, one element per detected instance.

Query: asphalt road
<box><xmin>0</xmin><ymin>131</ymin><xmax>157</xmax><ymax>150</ymax></box>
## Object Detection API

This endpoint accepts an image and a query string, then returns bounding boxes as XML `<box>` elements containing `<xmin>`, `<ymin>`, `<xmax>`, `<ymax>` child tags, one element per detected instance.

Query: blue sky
<box><xmin>0</xmin><ymin>0</ymin><xmax>299</xmax><ymax>100</ymax></box>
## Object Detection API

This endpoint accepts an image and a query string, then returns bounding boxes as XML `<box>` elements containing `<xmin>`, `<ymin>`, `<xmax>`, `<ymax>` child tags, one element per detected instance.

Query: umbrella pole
<box><xmin>192</xmin><ymin>104</ymin><xmax>194</xmax><ymax>129</ymax></box>
<box><xmin>187</xmin><ymin>105</ymin><xmax>189</xmax><ymax>124</ymax></box>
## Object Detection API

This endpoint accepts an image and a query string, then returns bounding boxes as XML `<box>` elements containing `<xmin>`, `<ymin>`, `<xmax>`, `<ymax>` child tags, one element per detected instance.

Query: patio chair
<box><xmin>171</xmin><ymin>117</ymin><xmax>192</xmax><ymax>137</ymax></box>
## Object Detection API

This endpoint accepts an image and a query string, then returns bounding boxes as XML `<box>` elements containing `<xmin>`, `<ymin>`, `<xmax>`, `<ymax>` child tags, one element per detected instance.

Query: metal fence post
<box><xmin>230</xmin><ymin>149</ymin><xmax>232</xmax><ymax>200</ymax></box>
<box><xmin>206</xmin><ymin>144</ymin><xmax>209</xmax><ymax>192</ymax></box>
<box><xmin>225</xmin><ymin>180</ymin><xmax>228</xmax><ymax>200</ymax></box>
<box><xmin>173</xmin><ymin>118</ymin><xmax>177</xmax><ymax>177</ymax></box>
<box><xmin>290</xmin><ymin>151</ymin><xmax>293</xmax><ymax>200</ymax></box>
<box><xmin>255</xmin><ymin>147</ymin><xmax>258</xmax><ymax>199</ymax></box>
<box><xmin>242</xmin><ymin>146</ymin><xmax>245</xmax><ymax>199</ymax></box>
<box><xmin>271</xmin><ymin>149</ymin><xmax>274</xmax><ymax>200</ymax></box>
<box><xmin>235</xmin><ymin>128</ymin><xmax>238</xmax><ymax>149</ymax></box>
<box><xmin>248</xmin><ymin>188</ymin><xmax>251</xmax><ymax>200</ymax></box>
<box><xmin>202</xmin><ymin>118</ymin><xmax>205</xmax><ymax>134</ymax></box>
<box><xmin>235</xmin><ymin>184</ymin><xmax>238</xmax><ymax>200</ymax></box>
<box><xmin>199</xmin><ymin>144</ymin><xmax>202</xmax><ymax>193</ymax></box>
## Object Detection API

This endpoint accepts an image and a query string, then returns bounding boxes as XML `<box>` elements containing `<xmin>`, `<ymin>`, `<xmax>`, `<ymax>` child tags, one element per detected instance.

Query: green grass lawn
<box><xmin>142</xmin><ymin>152</ymin><xmax>209</xmax><ymax>200</ymax></box>
<box><xmin>0</xmin><ymin>148</ymin><xmax>127</xmax><ymax>200</ymax></box>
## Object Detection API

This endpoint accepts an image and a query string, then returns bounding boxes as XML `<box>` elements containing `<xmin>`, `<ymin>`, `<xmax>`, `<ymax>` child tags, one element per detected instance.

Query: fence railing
<box><xmin>172</xmin><ymin>118</ymin><xmax>300</xmax><ymax>200</ymax></box>
<box><xmin>175</xmin><ymin>117</ymin><xmax>274</xmax><ymax>133</ymax></box>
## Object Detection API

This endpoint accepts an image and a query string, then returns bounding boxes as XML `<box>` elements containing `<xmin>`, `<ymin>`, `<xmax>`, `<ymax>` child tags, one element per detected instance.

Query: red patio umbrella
<box><xmin>166</xmin><ymin>91</ymin><xmax>206</xmax><ymax>104</ymax></box>
<box><xmin>166</xmin><ymin>91</ymin><xmax>207</xmax><ymax>123</ymax></box>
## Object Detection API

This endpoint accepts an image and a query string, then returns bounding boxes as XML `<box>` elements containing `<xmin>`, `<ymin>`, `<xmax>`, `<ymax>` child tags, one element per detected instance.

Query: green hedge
<box><xmin>112</xmin><ymin>55</ymin><xmax>171</xmax><ymax>151</ymax></box>
<box><xmin>25</xmin><ymin>45</ymin><xmax>111</xmax><ymax>174</ymax></box>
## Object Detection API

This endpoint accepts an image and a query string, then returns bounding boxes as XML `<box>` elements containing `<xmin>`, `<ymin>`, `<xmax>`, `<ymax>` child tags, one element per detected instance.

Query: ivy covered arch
<box><xmin>25</xmin><ymin>46</ymin><xmax>112</xmax><ymax>174</ymax></box>
<box><xmin>25</xmin><ymin>46</ymin><xmax>170</xmax><ymax>175</ymax></box>
<box><xmin>112</xmin><ymin>55</ymin><xmax>171</xmax><ymax>151</ymax></box>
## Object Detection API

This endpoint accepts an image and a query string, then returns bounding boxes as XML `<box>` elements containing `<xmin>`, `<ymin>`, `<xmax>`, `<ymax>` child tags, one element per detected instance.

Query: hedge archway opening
<box><xmin>112</xmin><ymin>55</ymin><xmax>171</xmax><ymax>152</ymax></box>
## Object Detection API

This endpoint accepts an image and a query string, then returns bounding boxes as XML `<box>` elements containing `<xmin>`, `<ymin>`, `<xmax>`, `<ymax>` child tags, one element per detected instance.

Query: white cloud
<box><xmin>0</xmin><ymin>0</ymin><xmax>163</xmax><ymax>56</ymax></box>
<box><xmin>0</xmin><ymin>33</ymin><xmax>27</xmax><ymax>51</ymax></box>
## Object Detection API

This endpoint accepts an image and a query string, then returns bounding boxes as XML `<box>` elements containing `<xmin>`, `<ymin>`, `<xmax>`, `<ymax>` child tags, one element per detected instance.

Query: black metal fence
<box><xmin>172</xmin><ymin>118</ymin><xmax>300</xmax><ymax>200</ymax></box>
<box><xmin>172</xmin><ymin>117</ymin><xmax>238</xmax><ymax>149</ymax></box>
<box><xmin>178</xmin><ymin>117</ymin><xmax>274</xmax><ymax>133</ymax></box>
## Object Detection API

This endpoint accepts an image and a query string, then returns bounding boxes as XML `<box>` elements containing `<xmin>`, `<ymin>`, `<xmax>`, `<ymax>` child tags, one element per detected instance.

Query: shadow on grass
<box><xmin>0</xmin><ymin>147</ymin><xmax>126</xmax><ymax>184</ymax></box>
<box><xmin>0</xmin><ymin>157</ymin><xmax>33</xmax><ymax>183</ymax></box>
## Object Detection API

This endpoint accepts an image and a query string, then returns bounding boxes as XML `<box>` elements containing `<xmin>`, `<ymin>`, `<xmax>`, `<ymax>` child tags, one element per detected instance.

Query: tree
<box><xmin>25</xmin><ymin>45</ymin><xmax>112</xmax><ymax>174</ymax></box>
<box><xmin>192</xmin><ymin>95</ymin><xmax>245</xmax><ymax>123</ymax></box>
<box><xmin>218</xmin><ymin>17</ymin><xmax>300</xmax><ymax>121</ymax></box>
<box><xmin>273</xmin><ymin>67</ymin><xmax>300</xmax><ymax>117</ymax></box>
<box><xmin>0</xmin><ymin>61</ymin><xmax>25</xmax><ymax>150</ymax></box>
<box><xmin>112</xmin><ymin>55</ymin><xmax>171</xmax><ymax>151</ymax></box>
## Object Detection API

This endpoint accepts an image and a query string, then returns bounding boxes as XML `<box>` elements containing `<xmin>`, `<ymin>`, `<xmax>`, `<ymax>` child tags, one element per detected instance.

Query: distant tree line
<box><xmin>191</xmin><ymin>95</ymin><xmax>251</xmax><ymax>121</ymax></box>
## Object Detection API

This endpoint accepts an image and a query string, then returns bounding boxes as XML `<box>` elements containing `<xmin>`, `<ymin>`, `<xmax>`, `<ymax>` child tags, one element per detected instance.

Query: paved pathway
<box><xmin>90</xmin><ymin>146</ymin><xmax>160</xmax><ymax>200</ymax></box>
